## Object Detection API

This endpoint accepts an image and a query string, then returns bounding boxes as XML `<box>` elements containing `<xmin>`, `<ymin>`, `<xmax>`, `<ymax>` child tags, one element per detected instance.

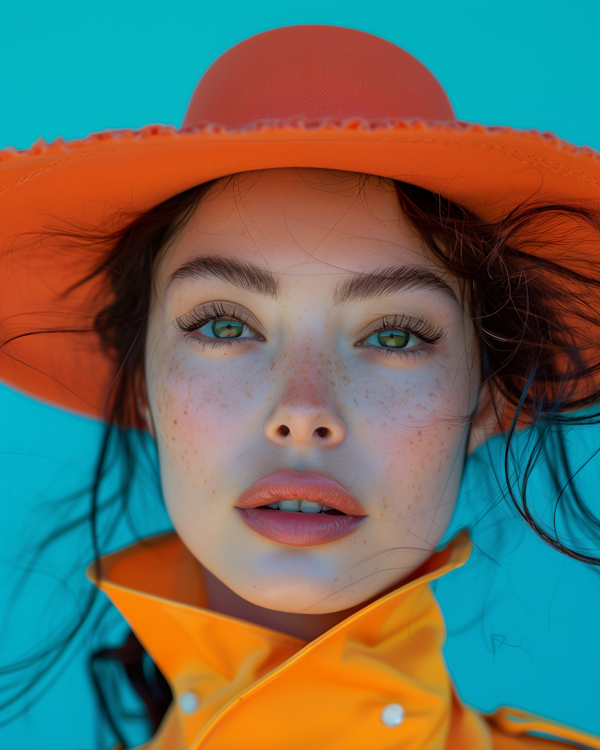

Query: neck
<box><xmin>201</xmin><ymin>567</ymin><xmax>364</xmax><ymax>641</ymax></box>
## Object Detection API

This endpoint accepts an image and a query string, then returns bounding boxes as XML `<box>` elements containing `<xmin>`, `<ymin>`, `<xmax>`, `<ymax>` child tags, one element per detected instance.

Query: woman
<box><xmin>1</xmin><ymin>25</ymin><xmax>600</xmax><ymax>749</ymax></box>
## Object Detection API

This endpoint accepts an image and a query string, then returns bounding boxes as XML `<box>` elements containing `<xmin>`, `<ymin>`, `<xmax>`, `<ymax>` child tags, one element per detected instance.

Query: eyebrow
<box><xmin>168</xmin><ymin>255</ymin><xmax>459</xmax><ymax>306</ymax></box>
<box><xmin>169</xmin><ymin>255</ymin><xmax>280</xmax><ymax>298</ymax></box>
<box><xmin>333</xmin><ymin>263</ymin><xmax>459</xmax><ymax>306</ymax></box>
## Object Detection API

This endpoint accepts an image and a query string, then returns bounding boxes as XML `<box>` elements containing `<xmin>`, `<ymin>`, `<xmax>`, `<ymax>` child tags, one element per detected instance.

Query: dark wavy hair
<box><xmin>2</xmin><ymin>173</ymin><xmax>600</xmax><ymax>745</ymax></box>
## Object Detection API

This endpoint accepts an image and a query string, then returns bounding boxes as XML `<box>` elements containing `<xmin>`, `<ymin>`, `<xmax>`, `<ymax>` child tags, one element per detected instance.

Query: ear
<box><xmin>134</xmin><ymin>367</ymin><xmax>156</xmax><ymax>439</ymax></box>
<box><xmin>466</xmin><ymin>381</ymin><xmax>501</xmax><ymax>456</ymax></box>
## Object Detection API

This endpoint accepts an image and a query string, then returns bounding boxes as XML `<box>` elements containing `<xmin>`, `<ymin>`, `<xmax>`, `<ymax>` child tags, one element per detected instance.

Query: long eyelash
<box><xmin>375</xmin><ymin>346</ymin><xmax>427</xmax><ymax>361</ymax></box>
<box><xmin>371</xmin><ymin>314</ymin><xmax>445</xmax><ymax>345</ymax></box>
<box><xmin>175</xmin><ymin>306</ymin><xmax>445</xmax><ymax>356</ymax></box>
<box><xmin>175</xmin><ymin>301</ymin><xmax>254</xmax><ymax>337</ymax></box>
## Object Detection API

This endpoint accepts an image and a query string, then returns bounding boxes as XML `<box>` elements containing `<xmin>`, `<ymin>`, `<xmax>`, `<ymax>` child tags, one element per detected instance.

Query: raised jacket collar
<box><xmin>90</xmin><ymin>531</ymin><xmax>600</xmax><ymax>750</ymax></box>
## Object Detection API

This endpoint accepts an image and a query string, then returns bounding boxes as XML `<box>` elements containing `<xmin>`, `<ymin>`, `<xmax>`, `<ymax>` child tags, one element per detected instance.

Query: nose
<box><xmin>263</xmin><ymin>374</ymin><xmax>346</xmax><ymax>448</ymax></box>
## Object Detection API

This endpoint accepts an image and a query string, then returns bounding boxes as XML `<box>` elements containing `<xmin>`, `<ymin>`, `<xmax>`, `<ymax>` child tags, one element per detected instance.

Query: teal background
<box><xmin>1</xmin><ymin>1</ymin><xmax>600</xmax><ymax>748</ymax></box>
<box><xmin>1</xmin><ymin>0</ymin><xmax>600</xmax><ymax>152</ymax></box>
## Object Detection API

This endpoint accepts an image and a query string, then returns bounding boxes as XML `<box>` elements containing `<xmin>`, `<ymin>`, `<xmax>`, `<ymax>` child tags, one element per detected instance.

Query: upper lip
<box><xmin>236</xmin><ymin>470</ymin><xmax>365</xmax><ymax>516</ymax></box>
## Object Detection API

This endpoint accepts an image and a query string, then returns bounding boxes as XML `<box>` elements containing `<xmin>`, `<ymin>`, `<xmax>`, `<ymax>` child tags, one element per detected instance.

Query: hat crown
<box><xmin>182</xmin><ymin>25</ymin><xmax>455</xmax><ymax>130</ymax></box>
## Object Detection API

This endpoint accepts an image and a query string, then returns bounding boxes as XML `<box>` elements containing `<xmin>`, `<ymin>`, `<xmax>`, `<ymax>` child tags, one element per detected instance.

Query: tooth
<box><xmin>278</xmin><ymin>499</ymin><xmax>300</xmax><ymax>512</ymax></box>
<box><xmin>267</xmin><ymin>502</ymin><xmax>279</xmax><ymax>509</ymax></box>
<box><xmin>321</xmin><ymin>504</ymin><xmax>334</xmax><ymax>512</ymax></box>
<box><xmin>300</xmin><ymin>499</ymin><xmax>322</xmax><ymax>513</ymax></box>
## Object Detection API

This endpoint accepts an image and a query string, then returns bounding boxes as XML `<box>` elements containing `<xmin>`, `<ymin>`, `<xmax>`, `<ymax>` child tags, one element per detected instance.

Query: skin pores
<box><xmin>143</xmin><ymin>168</ymin><xmax>481</xmax><ymax>618</ymax></box>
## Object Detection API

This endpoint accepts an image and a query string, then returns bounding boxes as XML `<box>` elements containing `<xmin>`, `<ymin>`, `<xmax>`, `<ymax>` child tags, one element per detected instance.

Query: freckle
<box><xmin>173</xmin><ymin>419</ymin><xmax>177</xmax><ymax>425</ymax></box>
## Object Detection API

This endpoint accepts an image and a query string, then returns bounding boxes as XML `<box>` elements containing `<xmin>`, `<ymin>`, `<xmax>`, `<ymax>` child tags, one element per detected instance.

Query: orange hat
<box><xmin>1</xmin><ymin>24</ymin><xmax>599</xmax><ymax>420</ymax></box>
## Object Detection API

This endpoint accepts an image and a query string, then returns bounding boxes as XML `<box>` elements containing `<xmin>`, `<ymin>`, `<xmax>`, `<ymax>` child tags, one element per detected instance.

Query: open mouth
<box><xmin>257</xmin><ymin>498</ymin><xmax>346</xmax><ymax>515</ymax></box>
<box><xmin>236</xmin><ymin>470</ymin><xmax>364</xmax><ymax>546</ymax></box>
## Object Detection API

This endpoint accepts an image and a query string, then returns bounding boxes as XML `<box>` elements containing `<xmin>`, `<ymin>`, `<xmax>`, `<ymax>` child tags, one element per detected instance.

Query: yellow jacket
<box><xmin>91</xmin><ymin>531</ymin><xmax>600</xmax><ymax>750</ymax></box>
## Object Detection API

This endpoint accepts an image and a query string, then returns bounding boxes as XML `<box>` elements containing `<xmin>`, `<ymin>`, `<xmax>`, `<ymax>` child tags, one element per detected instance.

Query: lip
<box><xmin>235</xmin><ymin>470</ymin><xmax>366</xmax><ymax>547</ymax></box>
<box><xmin>236</xmin><ymin>470</ymin><xmax>364</xmax><ymax>515</ymax></box>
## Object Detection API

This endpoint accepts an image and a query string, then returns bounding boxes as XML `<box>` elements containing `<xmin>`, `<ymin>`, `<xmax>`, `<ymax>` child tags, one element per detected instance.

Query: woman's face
<box><xmin>144</xmin><ymin>169</ymin><xmax>480</xmax><ymax>614</ymax></box>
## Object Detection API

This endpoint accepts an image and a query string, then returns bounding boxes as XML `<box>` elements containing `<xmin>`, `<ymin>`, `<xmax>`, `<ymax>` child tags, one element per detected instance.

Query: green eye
<box><xmin>212</xmin><ymin>320</ymin><xmax>244</xmax><ymax>338</ymax></box>
<box><xmin>376</xmin><ymin>330</ymin><xmax>410</xmax><ymax>348</ymax></box>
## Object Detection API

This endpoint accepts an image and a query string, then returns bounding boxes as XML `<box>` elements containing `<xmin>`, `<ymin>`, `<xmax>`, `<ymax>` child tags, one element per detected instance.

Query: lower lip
<box><xmin>237</xmin><ymin>508</ymin><xmax>365</xmax><ymax>547</ymax></box>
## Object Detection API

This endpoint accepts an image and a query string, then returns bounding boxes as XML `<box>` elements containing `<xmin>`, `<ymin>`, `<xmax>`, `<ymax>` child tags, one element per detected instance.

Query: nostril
<box><xmin>278</xmin><ymin>425</ymin><xmax>290</xmax><ymax>437</ymax></box>
<box><xmin>315</xmin><ymin>427</ymin><xmax>329</xmax><ymax>438</ymax></box>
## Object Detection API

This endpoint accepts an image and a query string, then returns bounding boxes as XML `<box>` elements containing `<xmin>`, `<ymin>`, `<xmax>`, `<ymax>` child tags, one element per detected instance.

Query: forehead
<box><xmin>157</xmin><ymin>168</ymin><xmax>441</xmax><ymax>289</ymax></box>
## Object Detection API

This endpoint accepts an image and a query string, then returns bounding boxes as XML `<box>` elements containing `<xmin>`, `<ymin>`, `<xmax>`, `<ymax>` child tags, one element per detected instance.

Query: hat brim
<box><xmin>1</xmin><ymin>118</ymin><xmax>599</xmax><ymax>420</ymax></box>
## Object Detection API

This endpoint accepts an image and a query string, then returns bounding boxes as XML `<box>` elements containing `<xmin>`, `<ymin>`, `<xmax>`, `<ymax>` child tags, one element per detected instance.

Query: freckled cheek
<box><xmin>150</xmin><ymin>359</ymin><xmax>252</xmax><ymax>475</ymax></box>
<box><xmin>352</xmin><ymin>375</ymin><xmax>469</xmax><ymax>520</ymax></box>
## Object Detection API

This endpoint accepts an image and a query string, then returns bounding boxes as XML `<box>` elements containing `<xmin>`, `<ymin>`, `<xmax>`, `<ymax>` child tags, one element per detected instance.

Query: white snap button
<box><xmin>381</xmin><ymin>703</ymin><xmax>405</xmax><ymax>727</ymax></box>
<box><xmin>179</xmin><ymin>690</ymin><xmax>200</xmax><ymax>714</ymax></box>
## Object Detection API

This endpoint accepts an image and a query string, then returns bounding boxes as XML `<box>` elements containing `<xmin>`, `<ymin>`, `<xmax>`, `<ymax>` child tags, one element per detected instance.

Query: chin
<box><xmin>237</xmin><ymin>575</ymin><xmax>336</xmax><ymax>613</ymax></box>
